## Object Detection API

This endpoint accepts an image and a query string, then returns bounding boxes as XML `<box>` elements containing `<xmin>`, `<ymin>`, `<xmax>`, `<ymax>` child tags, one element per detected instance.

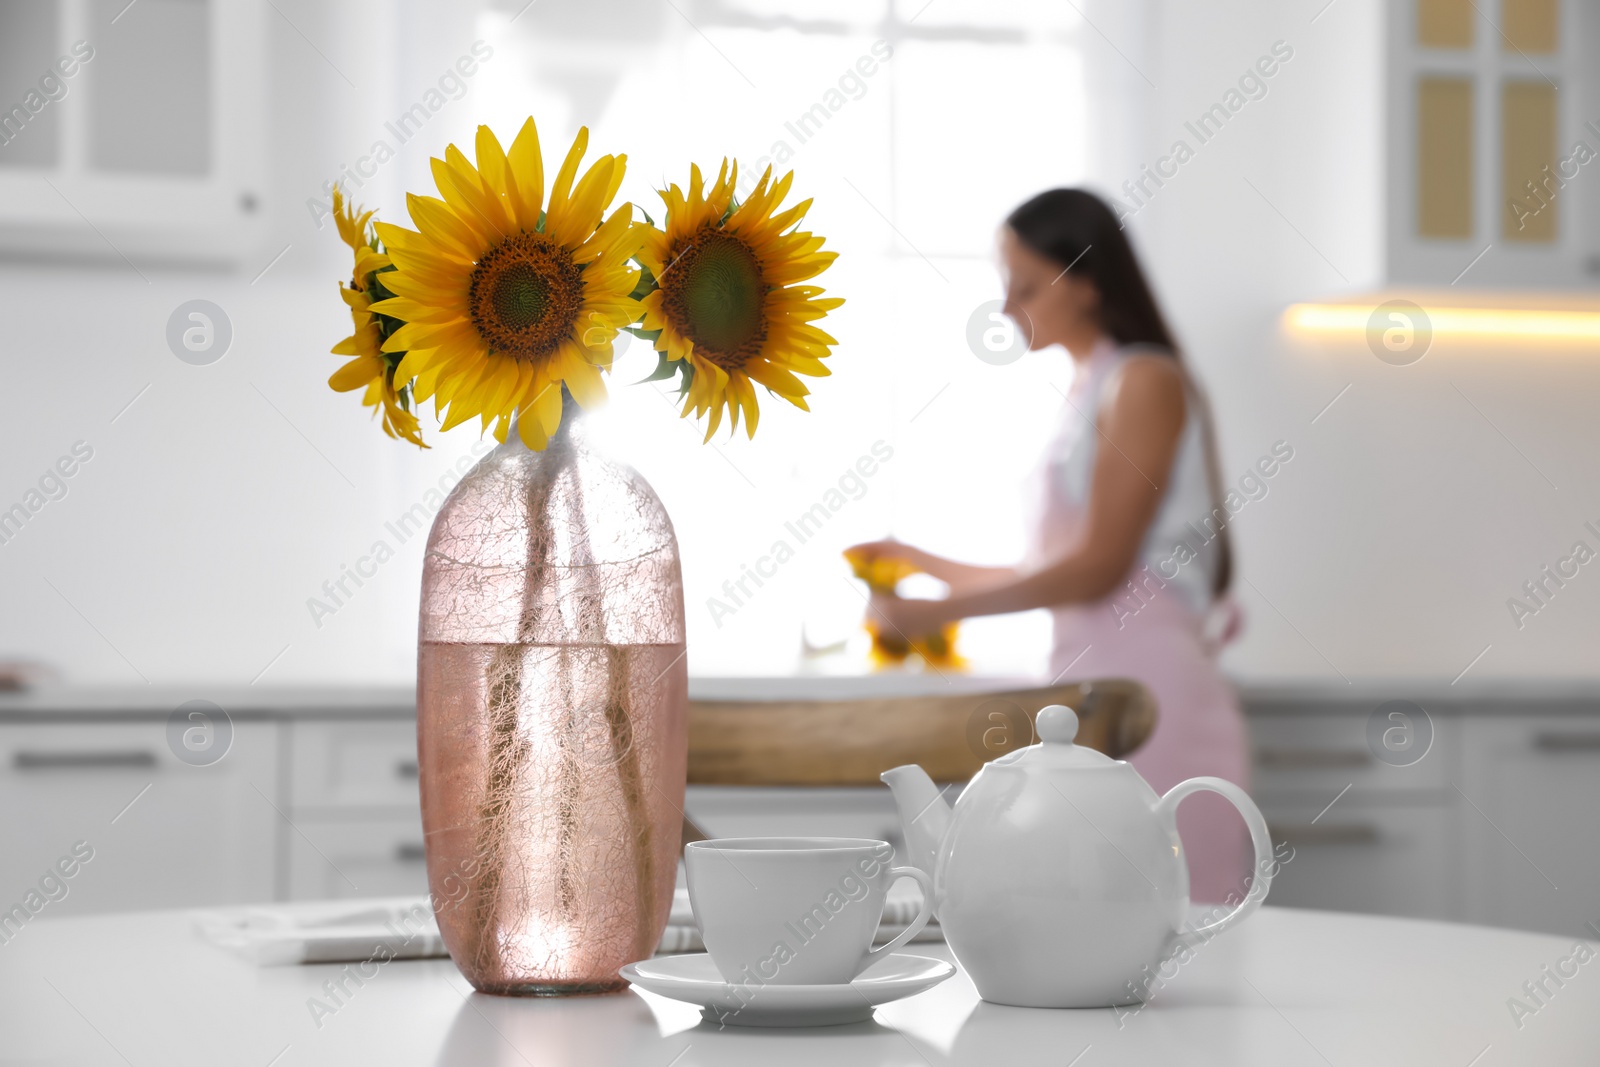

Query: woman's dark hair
<box><xmin>1005</xmin><ymin>188</ymin><xmax>1234</xmax><ymax>598</ymax></box>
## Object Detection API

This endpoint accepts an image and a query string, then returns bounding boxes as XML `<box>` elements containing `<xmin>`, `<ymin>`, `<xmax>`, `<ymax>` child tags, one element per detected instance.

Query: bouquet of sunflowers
<box><xmin>843</xmin><ymin>547</ymin><xmax>965</xmax><ymax>671</ymax></box>
<box><xmin>329</xmin><ymin>117</ymin><xmax>841</xmax><ymax>450</ymax></box>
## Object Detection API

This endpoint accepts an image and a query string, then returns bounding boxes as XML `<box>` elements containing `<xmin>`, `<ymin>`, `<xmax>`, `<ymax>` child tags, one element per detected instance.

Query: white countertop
<box><xmin>2</xmin><ymin>904</ymin><xmax>1595</xmax><ymax>1065</ymax></box>
<box><xmin>4</xmin><ymin>676</ymin><xmax>1600</xmax><ymax>719</ymax></box>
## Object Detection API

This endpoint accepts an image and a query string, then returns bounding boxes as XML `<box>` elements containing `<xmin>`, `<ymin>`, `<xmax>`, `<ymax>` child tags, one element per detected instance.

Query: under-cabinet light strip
<box><xmin>1286</xmin><ymin>303</ymin><xmax>1600</xmax><ymax>340</ymax></box>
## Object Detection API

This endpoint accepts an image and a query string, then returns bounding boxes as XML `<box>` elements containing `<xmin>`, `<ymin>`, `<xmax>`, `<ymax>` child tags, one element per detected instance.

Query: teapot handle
<box><xmin>1154</xmin><ymin>776</ymin><xmax>1274</xmax><ymax>944</ymax></box>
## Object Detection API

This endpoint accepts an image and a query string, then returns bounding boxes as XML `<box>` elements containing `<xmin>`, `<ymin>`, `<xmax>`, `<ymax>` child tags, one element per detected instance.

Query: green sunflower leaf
<box><xmin>628</xmin><ymin>264</ymin><xmax>658</xmax><ymax>301</ymax></box>
<box><xmin>636</xmin><ymin>352</ymin><xmax>679</xmax><ymax>384</ymax></box>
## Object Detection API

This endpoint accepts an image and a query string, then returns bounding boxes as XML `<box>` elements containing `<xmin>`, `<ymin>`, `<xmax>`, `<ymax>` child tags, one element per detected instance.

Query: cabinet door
<box><xmin>0</xmin><ymin>0</ymin><xmax>268</xmax><ymax>265</ymax></box>
<box><xmin>1255</xmin><ymin>797</ymin><xmax>1461</xmax><ymax>921</ymax></box>
<box><xmin>1460</xmin><ymin>715</ymin><xmax>1600</xmax><ymax>936</ymax></box>
<box><xmin>1251</xmin><ymin>710</ymin><xmax>1458</xmax><ymax>799</ymax></box>
<box><xmin>0</xmin><ymin>720</ymin><xmax>277</xmax><ymax>917</ymax></box>
<box><xmin>286</xmin><ymin>816</ymin><xmax>429</xmax><ymax>901</ymax></box>
<box><xmin>288</xmin><ymin>720</ymin><xmax>419</xmax><ymax>812</ymax></box>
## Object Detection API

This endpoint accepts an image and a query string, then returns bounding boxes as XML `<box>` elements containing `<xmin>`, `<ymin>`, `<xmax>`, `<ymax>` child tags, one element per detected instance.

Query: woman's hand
<box><xmin>868</xmin><ymin>590</ymin><xmax>951</xmax><ymax>639</ymax></box>
<box><xmin>844</xmin><ymin>539</ymin><xmax>925</xmax><ymax>570</ymax></box>
<box><xmin>847</xmin><ymin>539</ymin><xmax>1018</xmax><ymax>599</ymax></box>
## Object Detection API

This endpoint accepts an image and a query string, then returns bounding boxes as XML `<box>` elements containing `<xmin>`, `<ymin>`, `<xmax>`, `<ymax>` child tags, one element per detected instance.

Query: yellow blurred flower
<box><xmin>843</xmin><ymin>546</ymin><xmax>917</xmax><ymax>592</ymax></box>
<box><xmin>843</xmin><ymin>548</ymin><xmax>965</xmax><ymax>671</ymax></box>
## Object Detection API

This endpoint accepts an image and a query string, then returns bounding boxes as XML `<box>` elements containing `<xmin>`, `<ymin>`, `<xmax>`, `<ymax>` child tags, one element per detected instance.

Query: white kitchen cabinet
<box><xmin>1278</xmin><ymin>0</ymin><xmax>1600</xmax><ymax>290</ymax></box>
<box><xmin>1</xmin><ymin>689</ymin><xmax>1597</xmax><ymax>939</ymax></box>
<box><xmin>284</xmin><ymin>817</ymin><xmax>429</xmax><ymax>901</ymax></box>
<box><xmin>1250</xmin><ymin>708</ymin><xmax>1460</xmax><ymax>798</ymax></box>
<box><xmin>1382</xmin><ymin>0</ymin><xmax>1592</xmax><ymax>286</ymax></box>
<box><xmin>283</xmin><ymin>719</ymin><xmax>425</xmax><ymax>901</ymax></box>
<box><xmin>1458</xmin><ymin>712</ymin><xmax>1600</xmax><ymax>937</ymax></box>
<box><xmin>0</xmin><ymin>0</ymin><xmax>269</xmax><ymax>266</ymax></box>
<box><xmin>1246</xmin><ymin>706</ymin><xmax>1462</xmax><ymax>921</ymax></box>
<box><xmin>287</xmin><ymin>720</ymin><xmax>420</xmax><ymax>812</ymax></box>
<box><xmin>0</xmin><ymin>720</ymin><xmax>277</xmax><ymax>917</ymax></box>
<box><xmin>1254</xmin><ymin>795</ymin><xmax>1462</xmax><ymax>921</ymax></box>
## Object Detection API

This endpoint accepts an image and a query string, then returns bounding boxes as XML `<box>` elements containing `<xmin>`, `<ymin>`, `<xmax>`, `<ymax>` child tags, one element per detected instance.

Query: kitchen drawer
<box><xmin>685</xmin><ymin>786</ymin><xmax>909</xmax><ymax>856</ymax></box>
<box><xmin>1459</xmin><ymin>715</ymin><xmax>1600</xmax><ymax>937</ymax></box>
<box><xmin>289</xmin><ymin>720</ymin><xmax>418</xmax><ymax>812</ymax></box>
<box><xmin>286</xmin><ymin>815</ymin><xmax>430</xmax><ymax>901</ymax></box>
<box><xmin>0</xmin><ymin>721</ymin><xmax>277</xmax><ymax>915</ymax></box>
<box><xmin>1249</xmin><ymin>711</ymin><xmax>1457</xmax><ymax>798</ymax></box>
<box><xmin>1256</xmin><ymin>796</ymin><xmax>1460</xmax><ymax>921</ymax></box>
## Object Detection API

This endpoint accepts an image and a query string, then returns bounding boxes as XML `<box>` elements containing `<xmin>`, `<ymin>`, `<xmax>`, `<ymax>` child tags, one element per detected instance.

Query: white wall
<box><xmin>1137</xmin><ymin>0</ymin><xmax>1600</xmax><ymax>684</ymax></box>
<box><xmin>3</xmin><ymin>0</ymin><xmax>1597</xmax><ymax>689</ymax></box>
<box><xmin>0</xmin><ymin>0</ymin><xmax>488</xmax><ymax>686</ymax></box>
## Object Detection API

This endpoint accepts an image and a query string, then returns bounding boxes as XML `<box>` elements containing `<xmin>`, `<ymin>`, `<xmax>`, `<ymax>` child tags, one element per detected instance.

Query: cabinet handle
<box><xmin>13</xmin><ymin>750</ymin><xmax>157</xmax><ymax>770</ymax></box>
<box><xmin>395</xmin><ymin>760</ymin><xmax>419</xmax><ymax>779</ymax></box>
<box><xmin>1267</xmin><ymin>822</ymin><xmax>1381</xmax><ymax>846</ymax></box>
<box><xmin>1534</xmin><ymin>732</ymin><xmax>1600</xmax><ymax>752</ymax></box>
<box><xmin>1256</xmin><ymin>748</ymin><xmax>1371</xmax><ymax>769</ymax></box>
<box><xmin>394</xmin><ymin>843</ymin><xmax>427</xmax><ymax>862</ymax></box>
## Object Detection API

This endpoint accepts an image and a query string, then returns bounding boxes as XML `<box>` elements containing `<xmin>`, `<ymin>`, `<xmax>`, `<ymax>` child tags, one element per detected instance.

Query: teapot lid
<box><xmin>995</xmin><ymin>705</ymin><xmax>1119</xmax><ymax>769</ymax></box>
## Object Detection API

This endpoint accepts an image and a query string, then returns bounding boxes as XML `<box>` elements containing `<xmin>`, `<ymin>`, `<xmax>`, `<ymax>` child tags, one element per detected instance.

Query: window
<box><xmin>486</xmin><ymin>0</ymin><xmax>1099</xmax><ymax>674</ymax></box>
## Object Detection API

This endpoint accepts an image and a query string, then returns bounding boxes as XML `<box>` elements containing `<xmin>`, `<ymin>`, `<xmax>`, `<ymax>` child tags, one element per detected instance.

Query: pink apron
<box><xmin>1030</xmin><ymin>342</ymin><xmax>1251</xmax><ymax>905</ymax></box>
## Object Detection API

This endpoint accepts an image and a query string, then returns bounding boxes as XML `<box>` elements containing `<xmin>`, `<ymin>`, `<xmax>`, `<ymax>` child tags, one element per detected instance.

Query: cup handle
<box><xmin>856</xmin><ymin>864</ymin><xmax>934</xmax><ymax>976</ymax></box>
<box><xmin>1153</xmin><ymin>776</ymin><xmax>1274</xmax><ymax>945</ymax></box>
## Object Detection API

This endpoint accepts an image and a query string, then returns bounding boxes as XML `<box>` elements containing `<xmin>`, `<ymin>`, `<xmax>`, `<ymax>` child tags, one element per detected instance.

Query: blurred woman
<box><xmin>849</xmin><ymin>189</ymin><xmax>1250</xmax><ymax>904</ymax></box>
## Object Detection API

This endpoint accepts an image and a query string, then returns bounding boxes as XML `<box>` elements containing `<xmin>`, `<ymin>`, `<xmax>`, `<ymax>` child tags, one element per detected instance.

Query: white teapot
<box><xmin>882</xmin><ymin>704</ymin><xmax>1273</xmax><ymax>1008</ymax></box>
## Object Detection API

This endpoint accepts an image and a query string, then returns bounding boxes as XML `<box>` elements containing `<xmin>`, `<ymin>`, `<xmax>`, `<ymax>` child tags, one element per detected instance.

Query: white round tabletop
<box><xmin>1</xmin><ymin>904</ymin><xmax>1595</xmax><ymax>1066</ymax></box>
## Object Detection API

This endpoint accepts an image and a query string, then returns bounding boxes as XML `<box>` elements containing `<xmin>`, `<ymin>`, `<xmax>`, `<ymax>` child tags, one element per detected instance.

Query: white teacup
<box><xmin>685</xmin><ymin>837</ymin><xmax>934</xmax><ymax>986</ymax></box>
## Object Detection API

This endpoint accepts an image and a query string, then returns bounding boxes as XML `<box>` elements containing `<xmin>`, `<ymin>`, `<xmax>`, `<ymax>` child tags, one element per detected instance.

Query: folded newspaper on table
<box><xmin>194</xmin><ymin>882</ymin><xmax>939</xmax><ymax>966</ymax></box>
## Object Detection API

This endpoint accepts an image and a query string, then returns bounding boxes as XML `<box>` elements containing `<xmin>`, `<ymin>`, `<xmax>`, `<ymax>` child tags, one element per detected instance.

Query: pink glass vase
<box><xmin>416</xmin><ymin>400</ymin><xmax>687</xmax><ymax>996</ymax></box>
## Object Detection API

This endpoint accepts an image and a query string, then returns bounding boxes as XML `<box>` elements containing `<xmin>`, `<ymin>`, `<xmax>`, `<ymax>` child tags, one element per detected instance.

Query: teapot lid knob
<box><xmin>1035</xmin><ymin>704</ymin><xmax>1080</xmax><ymax>744</ymax></box>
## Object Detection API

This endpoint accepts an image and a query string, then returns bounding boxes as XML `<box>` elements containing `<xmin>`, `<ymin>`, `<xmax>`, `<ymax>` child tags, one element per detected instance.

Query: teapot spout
<box><xmin>880</xmin><ymin>765</ymin><xmax>952</xmax><ymax>878</ymax></box>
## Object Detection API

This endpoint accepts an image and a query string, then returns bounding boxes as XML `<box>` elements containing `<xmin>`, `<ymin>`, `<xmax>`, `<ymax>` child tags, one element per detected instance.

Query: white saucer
<box><xmin>620</xmin><ymin>952</ymin><xmax>955</xmax><ymax>1027</ymax></box>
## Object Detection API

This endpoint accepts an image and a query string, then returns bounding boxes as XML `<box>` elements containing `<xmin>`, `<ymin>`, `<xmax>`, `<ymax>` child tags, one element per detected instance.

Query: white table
<box><xmin>2</xmin><ymin>905</ymin><xmax>1596</xmax><ymax>1065</ymax></box>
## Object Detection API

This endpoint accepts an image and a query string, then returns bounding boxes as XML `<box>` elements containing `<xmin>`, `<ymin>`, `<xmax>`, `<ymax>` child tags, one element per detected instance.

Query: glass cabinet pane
<box><xmin>86</xmin><ymin>0</ymin><xmax>211</xmax><ymax>175</ymax></box>
<box><xmin>0</xmin><ymin>0</ymin><xmax>64</xmax><ymax>169</ymax></box>
<box><xmin>1417</xmin><ymin>77</ymin><xmax>1474</xmax><ymax>238</ymax></box>
<box><xmin>1501</xmin><ymin>80</ymin><xmax>1557</xmax><ymax>241</ymax></box>
<box><xmin>1502</xmin><ymin>0</ymin><xmax>1558</xmax><ymax>54</ymax></box>
<box><xmin>1418</xmin><ymin>0</ymin><xmax>1474</xmax><ymax>48</ymax></box>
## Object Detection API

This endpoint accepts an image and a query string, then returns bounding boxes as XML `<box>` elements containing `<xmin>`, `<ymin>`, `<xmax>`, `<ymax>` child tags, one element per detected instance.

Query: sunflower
<box><xmin>329</xmin><ymin>187</ymin><xmax>425</xmax><ymax>448</ymax></box>
<box><xmin>367</xmin><ymin>118</ymin><xmax>645</xmax><ymax>451</ymax></box>
<box><xmin>637</xmin><ymin>160</ymin><xmax>842</xmax><ymax>440</ymax></box>
<box><xmin>843</xmin><ymin>548</ymin><xmax>965</xmax><ymax>671</ymax></box>
<box><xmin>843</xmin><ymin>546</ymin><xmax>918</xmax><ymax>594</ymax></box>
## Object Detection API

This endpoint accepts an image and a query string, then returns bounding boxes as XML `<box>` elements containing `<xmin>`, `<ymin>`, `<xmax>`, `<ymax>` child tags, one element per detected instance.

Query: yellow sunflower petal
<box><xmin>545</xmin><ymin>127</ymin><xmax>590</xmax><ymax>223</ymax></box>
<box><xmin>505</xmin><ymin>117</ymin><xmax>546</xmax><ymax>231</ymax></box>
<box><xmin>330</xmin><ymin>355</ymin><xmax>384</xmax><ymax>392</ymax></box>
<box><xmin>406</xmin><ymin>193</ymin><xmax>488</xmax><ymax>262</ymax></box>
